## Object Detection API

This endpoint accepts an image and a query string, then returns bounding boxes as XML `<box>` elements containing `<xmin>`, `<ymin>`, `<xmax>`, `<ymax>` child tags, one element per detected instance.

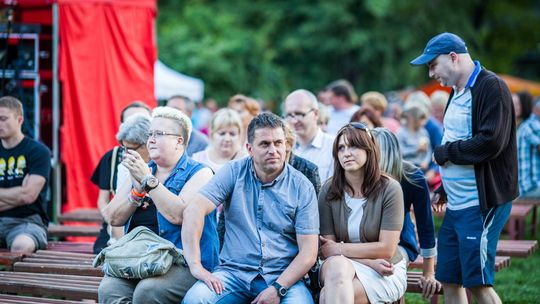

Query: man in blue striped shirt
<box><xmin>411</xmin><ymin>32</ymin><xmax>517</xmax><ymax>304</ymax></box>
<box><xmin>517</xmin><ymin>97</ymin><xmax>540</xmax><ymax>197</ymax></box>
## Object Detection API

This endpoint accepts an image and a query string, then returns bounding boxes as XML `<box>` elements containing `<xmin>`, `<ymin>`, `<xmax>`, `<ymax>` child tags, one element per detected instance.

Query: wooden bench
<box><xmin>409</xmin><ymin>255</ymin><xmax>511</xmax><ymax>272</ymax></box>
<box><xmin>0</xmin><ymin>251</ymin><xmax>100</xmax><ymax>276</ymax></box>
<box><xmin>57</xmin><ymin>209</ymin><xmax>103</xmax><ymax>224</ymax></box>
<box><xmin>47</xmin><ymin>242</ymin><xmax>94</xmax><ymax>254</ymax></box>
<box><xmin>507</xmin><ymin>204</ymin><xmax>535</xmax><ymax>240</ymax></box>
<box><xmin>0</xmin><ymin>272</ymin><xmax>100</xmax><ymax>301</ymax></box>
<box><xmin>513</xmin><ymin>198</ymin><xmax>539</xmax><ymax>237</ymax></box>
<box><xmin>496</xmin><ymin>240</ymin><xmax>538</xmax><ymax>258</ymax></box>
<box><xmin>0</xmin><ymin>294</ymin><xmax>87</xmax><ymax>303</ymax></box>
<box><xmin>406</xmin><ymin>256</ymin><xmax>510</xmax><ymax>304</ymax></box>
<box><xmin>48</xmin><ymin>225</ymin><xmax>101</xmax><ymax>238</ymax></box>
<box><xmin>13</xmin><ymin>251</ymin><xmax>101</xmax><ymax>277</ymax></box>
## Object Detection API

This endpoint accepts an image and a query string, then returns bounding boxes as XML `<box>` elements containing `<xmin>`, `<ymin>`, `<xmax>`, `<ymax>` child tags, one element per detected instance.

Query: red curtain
<box><xmin>59</xmin><ymin>0</ymin><xmax>157</xmax><ymax>212</ymax></box>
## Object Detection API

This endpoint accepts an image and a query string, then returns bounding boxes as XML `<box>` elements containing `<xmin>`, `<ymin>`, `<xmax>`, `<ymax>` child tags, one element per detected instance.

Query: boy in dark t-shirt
<box><xmin>0</xmin><ymin>96</ymin><xmax>51</xmax><ymax>253</ymax></box>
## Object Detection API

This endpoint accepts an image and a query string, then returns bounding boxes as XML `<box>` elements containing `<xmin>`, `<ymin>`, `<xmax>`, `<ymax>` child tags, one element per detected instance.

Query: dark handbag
<box><xmin>306</xmin><ymin>259</ymin><xmax>321</xmax><ymax>302</ymax></box>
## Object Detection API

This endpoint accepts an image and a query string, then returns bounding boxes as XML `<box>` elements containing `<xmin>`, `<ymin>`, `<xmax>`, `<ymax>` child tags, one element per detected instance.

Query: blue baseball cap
<box><xmin>410</xmin><ymin>32</ymin><xmax>468</xmax><ymax>65</ymax></box>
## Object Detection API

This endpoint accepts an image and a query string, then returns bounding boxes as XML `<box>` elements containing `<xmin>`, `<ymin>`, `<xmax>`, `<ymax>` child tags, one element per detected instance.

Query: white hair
<box><xmin>116</xmin><ymin>114</ymin><xmax>151</xmax><ymax>145</ymax></box>
<box><xmin>152</xmin><ymin>106</ymin><xmax>193</xmax><ymax>144</ymax></box>
<box><xmin>285</xmin><ymin>89</ymin><xmax>319</xmax><ymax>109</ymax></box>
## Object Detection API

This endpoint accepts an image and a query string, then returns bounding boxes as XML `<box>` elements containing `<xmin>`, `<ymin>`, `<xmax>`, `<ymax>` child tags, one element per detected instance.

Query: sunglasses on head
<box><xmin>342</xmin><ymin>122</ymin><xmax>372</xmax><ymax>138</ymax></box>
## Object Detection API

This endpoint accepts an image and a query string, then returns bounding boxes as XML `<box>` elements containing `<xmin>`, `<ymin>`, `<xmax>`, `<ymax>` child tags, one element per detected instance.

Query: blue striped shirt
<box><xmin>440</xmin><ymin>61</ymin><xmax>482</xmax><ymax>210</ymax></box>
<box><xmin>517</xmin><ymin>114</ymin><xmax>540</xmax><ymax>194</ymax></box>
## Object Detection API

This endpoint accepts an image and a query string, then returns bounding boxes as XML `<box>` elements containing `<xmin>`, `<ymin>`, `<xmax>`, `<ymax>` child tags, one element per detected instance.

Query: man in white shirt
<box><xmin>325</xmin><ymin>80</ymin><xmax>360</xmax><ymax>134</ymax></box>
<box><xmin>284</xmin><ymin>89</ymin><xmax>335</xmax><ymax>182</ymax></box>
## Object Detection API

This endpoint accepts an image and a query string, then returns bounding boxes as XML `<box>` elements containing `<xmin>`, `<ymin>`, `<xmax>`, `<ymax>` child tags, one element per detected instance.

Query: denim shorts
<box><xmin>0</xmin><ymin>214</ymin><xmax>48</xmax><ymax>250</ymax></box>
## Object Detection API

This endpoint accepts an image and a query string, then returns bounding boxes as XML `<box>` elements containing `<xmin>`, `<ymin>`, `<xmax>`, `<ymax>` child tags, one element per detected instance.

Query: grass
<box><xmin>405</xmin><ymin>207</ymin><xmax>540</xmax><ymax>303</ymax></box>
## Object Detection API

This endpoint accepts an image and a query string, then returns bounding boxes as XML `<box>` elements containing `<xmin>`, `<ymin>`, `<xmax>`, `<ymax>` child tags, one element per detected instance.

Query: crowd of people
<box><xmin>1</xmin><ymin>32</ymin><xmax>537</xmax><ymax>303</ymax></box>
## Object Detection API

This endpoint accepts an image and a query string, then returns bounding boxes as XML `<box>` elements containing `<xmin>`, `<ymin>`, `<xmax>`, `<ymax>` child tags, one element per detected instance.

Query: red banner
<box><xmin>59</xmin><ymin>0</ymin><xmax>157</xmax><ymax>212</ymax></box>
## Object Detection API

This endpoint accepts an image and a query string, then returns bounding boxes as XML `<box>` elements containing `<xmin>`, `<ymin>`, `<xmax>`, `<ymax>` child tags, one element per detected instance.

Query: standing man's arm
<box><xmin>181</xmin><ymin>194</ymin><xmax>223</xmax><ymax>292</ymax></box>
<box><xmin>0</xmin><ymin>174</ymin><xmax>46</xmax><ymax>211</ymax></box>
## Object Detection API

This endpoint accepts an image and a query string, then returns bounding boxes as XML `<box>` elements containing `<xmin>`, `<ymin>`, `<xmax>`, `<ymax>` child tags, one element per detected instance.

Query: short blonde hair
<box><xmin>405</xmin><ymin>91</ymin><xmax>431</xmax><ymax>113</ymax></box>
<box><xmin>210</xmin><ymin>108</ymin><xmax>243</xmax><ymax>136</ymax></box>
<box><xmin>0</xmin><ymin>96</ymin><xmax>23</xmax><ymax>117</ymax></box>
<box><xmin>152</xmin><ymin>106</ymin><xmax>192</xmax><ymax>144</ymax></box>
<box><xmin>430</xmin><ymin>90</ymin><xmax>450</xmax><ymax>108</ymax></box>
<box><xmin>317</xmin><ymin>102</ymin><xmax>329</xmax><ymax>126</ymax></box>
<box><xmin>360</xmin><ymin>91</ymin><xmax>388</xmax><ymax>113</ymax></box>
<box><xmin>284</xmin><ymin>123</ymin><xmax>296</xmax><ymax>148</ymax></box>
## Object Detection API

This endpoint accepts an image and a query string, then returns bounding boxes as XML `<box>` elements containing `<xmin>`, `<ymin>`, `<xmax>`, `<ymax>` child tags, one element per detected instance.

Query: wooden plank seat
<box><xmin>47</xmin><ymin>242</ymin><xmax>94</xmax><ymax>254</ymax></box>
<box><xmin>410</xmin><ymin>256</ymin><xmax>511</xmax><ymax>272</ymax></box>
<box><xmin>48</xmin><ymin>225</ymin><xmax>101</xmax><ymax>238</ymax></box>
<box><xmin>513</xmin><ymin>198</ymin><xmax>539</xmax><ymax>238</ymax></box>
<box><xmin>496</xmin><ymin>240</ymin><xmax>538</xmax><ymax>258</ymax></box>
<box><xmin>0</xmin><ymin>272</ymin><xmax>100</xmax><ymax>301</ymax></box>
<box><xmin>507</xmin><ymin>204</ymin><xmax>535</xmax><ymax>240</ymax></box>
<box><xmin>0</xmin><ymin>294</ymin><xmax>87</xmax><ymax>303</ymax></box>
<box><xmin>13</xmin><ymin>262</ymin><xmax>102</xmax><ymax>277</ymax></box>
<box><xmin>11</xmin><ymin>250</ymin><xmax>101</xmax><ymax>277</ymax></box>
<box><xmin>57</xmin><ymin>209</ymin><xmax>103</xmax><ymax>224</ymax></box>
<box><xmin>0</xmin><ymin>250</ymin><xmax>97</xmax><ymax>271</ymax></box>
<box><xmin>406</xmin><ymin>256</ymin><xmax>511</xmax><ymax>303</ymax></box>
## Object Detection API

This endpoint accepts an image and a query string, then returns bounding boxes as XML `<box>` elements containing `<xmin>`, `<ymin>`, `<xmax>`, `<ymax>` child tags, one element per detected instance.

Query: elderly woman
<box><xmin>99</xmin><ymin>107</ymin><xmax>219</xmax><ymax>304</ymax></box>
<box><xmin>93</xmin><ymin>114</ymin><xmax>151</xmax><ymax>253</ymax></box>
<box><xmin>371</xmin><ymin>127</ymin><xmax>440</xmax><ymax>299</ymax></box>
<box><xmin>318</xmin><ymin>122</ymin><xmax>406</xmax><ymax>304</ymax></box>
<box><xmin>192</xmin><ymin>108</ymin><xmax>246</xmax><ymax>172</ymax></box>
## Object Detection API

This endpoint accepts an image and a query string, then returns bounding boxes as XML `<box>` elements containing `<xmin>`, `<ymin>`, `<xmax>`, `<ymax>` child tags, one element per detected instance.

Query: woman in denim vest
<box><xmin>99</xmin><ymin>106</ymin><xmax>219</xmax><ymax>304</ymax></box>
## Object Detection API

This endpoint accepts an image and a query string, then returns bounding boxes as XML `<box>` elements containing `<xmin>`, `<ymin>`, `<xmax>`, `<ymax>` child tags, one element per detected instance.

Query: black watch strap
<box><xmin>271</xmin><ymin>281</ymin><xmax>287</xmax><ymax>298</ymax></box>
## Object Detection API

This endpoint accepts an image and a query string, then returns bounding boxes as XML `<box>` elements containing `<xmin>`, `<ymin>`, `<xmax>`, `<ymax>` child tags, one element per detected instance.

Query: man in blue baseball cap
<box><xmin>411</xmin><ymin>32</ymin><xmax>518</xmax><ymax>304</ymax></box>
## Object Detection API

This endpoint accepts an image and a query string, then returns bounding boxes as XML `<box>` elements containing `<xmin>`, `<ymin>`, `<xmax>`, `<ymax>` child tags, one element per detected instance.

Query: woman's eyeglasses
<box><xmin>120</xmin><ymin>141</ymin><xmax>144</xmax><ymax>151</ymax></box>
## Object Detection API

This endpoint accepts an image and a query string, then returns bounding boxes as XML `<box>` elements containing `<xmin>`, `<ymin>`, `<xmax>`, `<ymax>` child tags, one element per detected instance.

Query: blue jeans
<box><xmin>182</xmin><ymin>271</ymin><xmax>313</xmax><ymax>304</ymax></box>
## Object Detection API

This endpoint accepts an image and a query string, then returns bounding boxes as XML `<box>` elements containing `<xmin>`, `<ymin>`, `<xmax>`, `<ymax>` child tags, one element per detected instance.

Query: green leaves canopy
<box><xmin>157</xmin><ymin>0</ymin><xmax>540</xmax><ymax>108</ymax></box>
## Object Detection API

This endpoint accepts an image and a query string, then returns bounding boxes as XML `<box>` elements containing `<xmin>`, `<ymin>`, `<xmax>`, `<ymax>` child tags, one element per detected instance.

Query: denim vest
<box><xmin>125</xmin><ymin>153</ymin><xmax>219</xmax><ymax>271</ymax></box>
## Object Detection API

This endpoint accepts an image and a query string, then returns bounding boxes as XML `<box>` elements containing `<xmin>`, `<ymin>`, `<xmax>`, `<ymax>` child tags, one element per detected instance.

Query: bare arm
<box><xmin>251</xmin><ymin>234</ymin><xmax>318</xmax><ymax>304</ymax></box>
<box><xmin>102</xmin><ymin>175</ymin><xmax>137</xmax><ymax>226</ymax></box>
<box><xmin>147</xmin><ymin>167</ymin><xmax>213</xmax><ymax>225</ymax></box>
<box><xmin>96</xmin><ymin>189</ymin><xmax>110</xmax><ymax>215</ymax></box>
<box><xmin>320</xmin><ymin>229</ymin><xmax>401</xmax><ymax>260</ymax></box>
<box><xmin>319</xmin><ymin>234</ymin><xmax>396</xmax><ymax>278</ymax></box>
<box><xmin>181</xmin><ymin>194</ymin><xmax>222</xmax><ymax>291</ymax></box>
<box><xmin>419</xmin><ymin>256</ymin><xmax>441</xmax><ymax>298</ymax></box>
<box><xmin>0</xmin><ymin>174</ymin><xmax>46</xmax><ymax>211</ymax></box>
<box><xmin>275</xmin><ymin>234</ymin><xmax>318</xmax><ymax>287</ymax></box>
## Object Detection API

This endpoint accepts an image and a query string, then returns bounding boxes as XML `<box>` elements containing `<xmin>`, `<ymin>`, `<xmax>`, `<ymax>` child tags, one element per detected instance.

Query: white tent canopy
<box><xmin>154</xmin><ymin>60</ymin><xmax>204</xmax><ymax>101</ymax></box>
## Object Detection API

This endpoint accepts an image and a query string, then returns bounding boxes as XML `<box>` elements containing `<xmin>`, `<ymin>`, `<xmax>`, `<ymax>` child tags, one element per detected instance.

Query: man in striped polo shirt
<box><xmin>411</xmin><ymin>32</ymin><xmax>518</xmax><ymax>304</ymax></box>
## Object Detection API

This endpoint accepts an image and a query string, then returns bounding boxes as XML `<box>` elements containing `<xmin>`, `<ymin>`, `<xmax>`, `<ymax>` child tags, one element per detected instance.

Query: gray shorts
<box><xmin>0</xmin><ymin>214</ymin><xmax>48</xmax><ymax>250</ymax></box>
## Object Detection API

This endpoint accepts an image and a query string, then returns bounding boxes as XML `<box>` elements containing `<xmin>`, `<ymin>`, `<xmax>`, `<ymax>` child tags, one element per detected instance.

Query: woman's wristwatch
<box><xmin>141</xmin><ymin>175</ymin><xmax>159</xmax><ymax>193</ymax></box>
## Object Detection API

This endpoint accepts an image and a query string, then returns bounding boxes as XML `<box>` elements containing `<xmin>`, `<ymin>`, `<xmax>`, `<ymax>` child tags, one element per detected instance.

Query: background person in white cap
<box><xmin>411</xmin><ymin>32</ymin><xmax>518</xmax><ymax>304</ymax></box>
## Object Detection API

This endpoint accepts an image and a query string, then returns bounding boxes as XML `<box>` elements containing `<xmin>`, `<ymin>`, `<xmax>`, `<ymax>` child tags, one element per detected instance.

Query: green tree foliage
<box><xmin>157</xmin><ymin>0</ymin><xmax>540</xmax><ymax>107</ymax></box>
